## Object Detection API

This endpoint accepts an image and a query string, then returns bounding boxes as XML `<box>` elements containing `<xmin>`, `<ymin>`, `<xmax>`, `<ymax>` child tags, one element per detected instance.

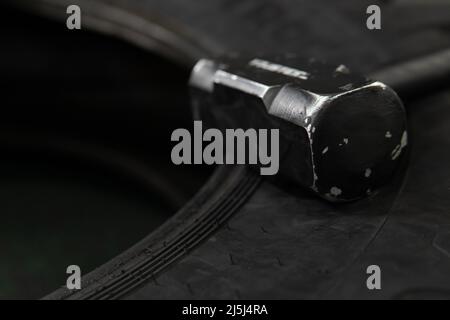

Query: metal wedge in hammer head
<box><xmin>189</xmin><ymin>57</ymin><xmax>408</xmax><ymax>202</ymax></box>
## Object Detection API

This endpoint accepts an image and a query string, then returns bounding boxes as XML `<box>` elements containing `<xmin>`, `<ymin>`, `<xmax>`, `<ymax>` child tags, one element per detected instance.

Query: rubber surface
<box><xmin>7</xmin><ymin>0</ymin><xmax>450</xmax><ymax>299</ymax></box>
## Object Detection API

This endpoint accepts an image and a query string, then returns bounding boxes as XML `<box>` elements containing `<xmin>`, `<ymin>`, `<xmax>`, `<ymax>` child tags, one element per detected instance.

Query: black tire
<box><xmin>7</xmin><ymin>0</ymin><xmax>450</xmax><ymax>299</ymax></box>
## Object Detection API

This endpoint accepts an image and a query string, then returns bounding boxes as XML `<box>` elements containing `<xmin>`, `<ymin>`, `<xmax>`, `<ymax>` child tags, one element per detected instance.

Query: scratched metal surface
<box><xmin>8</xmin><ymin>0</ymin><xmax>450</xmax><ymax>298</ymax></box>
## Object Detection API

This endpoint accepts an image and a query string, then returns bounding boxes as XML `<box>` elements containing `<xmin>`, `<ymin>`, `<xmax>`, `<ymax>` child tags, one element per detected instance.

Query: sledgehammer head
<box><xmin>190</xmin><ymin>57</ymin><xmax>408</xmax><ymax>202</ymax></box>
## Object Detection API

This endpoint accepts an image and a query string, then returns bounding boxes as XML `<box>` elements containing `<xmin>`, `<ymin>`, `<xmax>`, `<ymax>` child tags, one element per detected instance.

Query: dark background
<box><xmin>0</xmin><ymin>5</ymin><xmax>210</xmax><ymax>299</ymax></box>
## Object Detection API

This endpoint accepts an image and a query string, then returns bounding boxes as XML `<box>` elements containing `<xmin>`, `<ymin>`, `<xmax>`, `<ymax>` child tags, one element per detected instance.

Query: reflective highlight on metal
<box><xmin>190</xmin><ymin>57</ymin><xmax>408</xmax><ymax>202</ymax></box>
